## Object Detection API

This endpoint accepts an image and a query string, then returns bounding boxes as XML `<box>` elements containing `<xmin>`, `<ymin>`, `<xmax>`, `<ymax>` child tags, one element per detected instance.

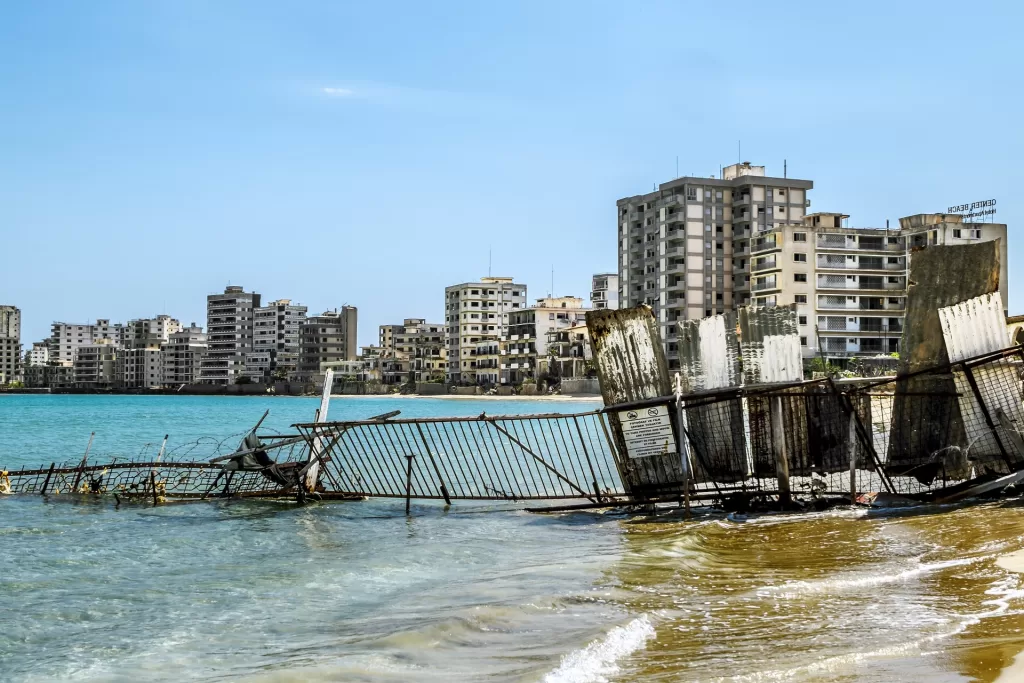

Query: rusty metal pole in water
<box><xmin>40</xmin><ymin>463</ymin><xmax>55</xmax><ymax>495</ymax></box>
<box><xmin>404</xmin><ymin>454</ymin><xmax>414</xmax><ymax>515</ymax></box>
<box><xmin>849</xmin><ymin>410</ymin><xmax>857</xmax><ymax>505</ymax></box>
<box><xmin>674</xmin><ymin>373</ymin><xmax>691</xmax><ymax>519</ymax></box>
<box><xmin>150</xmin><ymin>471</ymin><xmax>159</xmax><ymax>507</ymax></box>
<box><xmin>72</xmin><ymin>432</ymin><xmax>96</xmax><ymax>493</ymax></box>
<box><xmin>770</xmin><ymin>396</ymin><xmax>791</xmax><ymax>509</ymax></box>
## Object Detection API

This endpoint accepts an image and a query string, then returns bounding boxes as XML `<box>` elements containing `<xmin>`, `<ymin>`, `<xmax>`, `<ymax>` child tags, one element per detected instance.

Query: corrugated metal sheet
<box><xmin>939</xmin><ymin>292</ymin><xmax>1009</xmax><ymax>362</ymax></box>
<box><xmin>677</xmin><ymin>312</ymin><xmax>740</xmax><ymax>391</ymax></box>
<box><xmin>737</xmin><ymin>305</ymin><xmax>803</xmax><ymax>384</ymax></box>
<box><xmin>938</xmin><ymin>292</ymin><xmax>1022</xmax><ymax>464</ymax></box>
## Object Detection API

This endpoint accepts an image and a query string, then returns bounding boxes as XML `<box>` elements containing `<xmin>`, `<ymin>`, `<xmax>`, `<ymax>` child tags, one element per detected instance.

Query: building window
<box><xmin>798</xmin><ymin>315</ymin><xmax>807</xmax><ymax>325</ymax></box>
<box><xmin>953</xmin><ymin>229</ymin><xmax>962</xmax><ymax>238</ymax></box>
<box><xmin>794</xmin><ymin>273</ymin><xmax>808</xmax><ymax>282</ymax></box>
<box><xmin>793</xmin><ymin>232</ymin><xmax>806</xmax><ymax>242</ymax></box>
<box><xmin>800</xmin><ymin>336</ymin><xmax>807</xmax><ymax>346</ymax></box>
<box><xmin>794</xmin><ymin>253</ymin><xmax>807</xmax><ymax>262</ymax></box>
<box><xmin>795</xmin><ymin>294</ymin><xmax>808</xmax><ymax>304</ymax></box>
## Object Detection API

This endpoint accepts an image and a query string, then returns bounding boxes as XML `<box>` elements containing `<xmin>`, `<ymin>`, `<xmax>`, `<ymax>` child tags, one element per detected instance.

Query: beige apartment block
<box><xmin>445</xmin><ymin>277</ymin><xmax>527</xmax><ymax>385</ymax></box>
<box><xmin>617</xmin><ymin>162</ymin><xmax>813</xmax><ymax>369</ymax></box>
<box><xmin>754</xmin><ymin>211</ymin><xmax>1008</xmax><ymax>362</ymax></box>
<box><xmin>501</xmin><ymin>296</ymin><xmax>588</xmax><ymax>384</ymax></box>
<box><xmin>380</xmin><ymin>318</ymin><xmax>446</xmax><ymax>384</ymax></box>
<box><xmin>74</xmin><ymin>340</ymin><xmax>118</xmax><ymax>389</ymax></box>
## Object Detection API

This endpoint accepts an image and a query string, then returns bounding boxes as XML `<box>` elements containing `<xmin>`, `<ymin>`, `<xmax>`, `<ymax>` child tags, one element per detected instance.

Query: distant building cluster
<box><xmin>4</xmin><ymin>159</ymin><xmax>1012</xmax><ymax>391</ymax></box>
<box><xmin>617</xmin><ymin>161</ymin><xmax>1010</xmax><ymax>368</ymax></box>
<box><xmin>10</xmin><ymin>286</ymin><xmax>359</xmax><ymax>390</ymax></box>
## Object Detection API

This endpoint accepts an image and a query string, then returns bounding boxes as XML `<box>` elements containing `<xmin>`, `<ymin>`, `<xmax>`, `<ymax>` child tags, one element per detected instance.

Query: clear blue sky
<box><xmin>2</xmin><ymin>1</ymin><xmax>1021</xmax><ymax>347</ymax></box>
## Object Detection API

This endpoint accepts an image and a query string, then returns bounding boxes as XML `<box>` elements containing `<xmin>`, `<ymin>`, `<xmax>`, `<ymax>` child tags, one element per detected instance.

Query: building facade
<box><xmin>297</xmin><ymin>306</ymin><xmax>358</xmax><ymax>379</ymax></box>
<box><xmin>445</xmin><ymin>277</ymin><xmax>527</xmax><ymax>384</ymax></box>
<box><xmin>0</xmin><ymin>305</ymin><xmax>21</xmax><ymax>383</ymax></box>
<box><xmin>617</xmin><ymin>162</ymin><xmax>812</xmax><ymax>369</ymax></box>
<box><xmin>49</xmin><ymin>319</ymin><xmax>124</xmax><ymax>367</ymax></box>
<box><xmin>199</xmin><ymin>286</ymin><xmax>261</xmax><ymax>384</ymax></box>
<box><xmin>73</xmin><ymin>340</ymin><xmax>118</xmax><ymax>389</ymax></box>
<box><xmin>501</xmin><ymin>296</ymin><xmax>588</xmax><ymax>384</ymax></box>
<box><xmin>380</xmin><ymin>319</ymin><xmax>446</xmax><ymax>384</ymax></box>
<box><xmin>161</xmin><ymin>325</ymin><xmax>207</xmax><ymax>387</ymax></box>
<box><xmin>590</xmin><ymin>273</ymin><xmax>619</xmax><ymax>310</ymax></box>
<box><xmin>119</xmin><ymin>315</ymin><xmax>181</xmax><ymax>389</ymax></box>
<box><xmin>249</xmin><ymin>299</ymin><xmax>307</xmax><ymax>382</ymax></box>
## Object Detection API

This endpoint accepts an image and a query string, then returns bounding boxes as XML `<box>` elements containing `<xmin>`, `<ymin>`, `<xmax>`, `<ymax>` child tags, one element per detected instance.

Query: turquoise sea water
<box><xmin>5</xmin><ymin>395</ymin><xmax>1024</xmax><ymax>682</ymax></box>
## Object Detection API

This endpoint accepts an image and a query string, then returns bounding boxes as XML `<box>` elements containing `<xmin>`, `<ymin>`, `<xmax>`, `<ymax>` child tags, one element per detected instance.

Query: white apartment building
<box><xmin>501</xmin><ymin>296</ymin><xmax>588</xmax><ymax>384</ymax></box>
<box><xmin>27</xmin><ymin>340</ymin><xmax>49</xmax><ymax>367</ymax></box>
<box><xmin>162</xmin><ymin>325</ymin><xmax>207</xmax><ymax>387</ymax></box>
<box><xmin>618</xmin><ymin>162</ymin><xmax>813</xmax><ymax>369</ymax></box>
<box><xmin>445</xmin><ymin>277</ymin><xmax>527</xmax><ymax>384</ymax></box>
<box><xmin>49</xmin><ymin>319</ymin><xmax>125</xmax><ymax>367</ymax></box>
<box><xmin>0</xmin><ymin>305</ymin><xmax>21</xmax><ymax>383</ymax></box>
<box><xmin>200</xmin><ymin>286</ymin><xmax>261</xmax><ymax>384</ymax></box>
<box><xmin>591</xmin><ymin>273</ymin><xmax>619</xmax><ymax>310</ymax></box>
<box><xmin>250</xmin><ymin>299</ymin><xmax>307</xmax><ymax>382</ymax></box>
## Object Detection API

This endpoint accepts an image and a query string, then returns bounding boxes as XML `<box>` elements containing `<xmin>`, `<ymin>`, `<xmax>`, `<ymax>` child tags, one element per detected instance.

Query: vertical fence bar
<box><xmin>40</xmin><ymin>463</ymin><xmax>55</xmax><ymax>495</ymax></box>
<box><xmin>405</xmin><ymin>454</ymin><xmax>414</xmax><ymax>514</ymax></box>
<box><xmin>849</xmin><ymin>409</ymin><xmax>857</xmax><ymax>505</ymax></box>
<box><xmin>572</xmin><ymin>416</ymin><xmax>602</xmax><ymax>502</ymax></box>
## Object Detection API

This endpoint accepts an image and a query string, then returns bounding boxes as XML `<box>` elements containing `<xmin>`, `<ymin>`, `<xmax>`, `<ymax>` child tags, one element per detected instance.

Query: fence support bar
<box><xmin>960</xmin><ymin>362</ymin><xmax>1015</xmax><ymax>470</ymax></box>
<box><xmin>486</xmin><ymin>420</ymin><xmax>597</xmax><ymax>502</ymax></box>
<box><xmin>414</xmin><ymin>423</ymin><xmax>452</xmax><ymax>506</ymax></box>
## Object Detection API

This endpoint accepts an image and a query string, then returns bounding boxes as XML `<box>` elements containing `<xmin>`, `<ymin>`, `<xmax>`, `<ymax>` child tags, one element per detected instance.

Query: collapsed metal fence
<box><xmin>3</xmin><ymin>344</ymin><xmax>1022</xmax><ymax>507</ymax></box>
<box><xmin>295</xmin><ymin>412</ymin><xmax>623</xmax><ymax>502</ymax></box>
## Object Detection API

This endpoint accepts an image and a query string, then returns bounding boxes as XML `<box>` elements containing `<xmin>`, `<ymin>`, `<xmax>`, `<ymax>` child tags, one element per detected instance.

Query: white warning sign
<box><xmin>617</xmin><ymin>405</ymin><xmax>677</xmax><ymax>459</ymax></box>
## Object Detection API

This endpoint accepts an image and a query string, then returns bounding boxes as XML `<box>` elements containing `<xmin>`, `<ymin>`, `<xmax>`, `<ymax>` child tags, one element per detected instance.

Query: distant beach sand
<box><xmin>330</xmin><ymin>393</ymin><xmax>602</xmax><ymax>402</ymax></box>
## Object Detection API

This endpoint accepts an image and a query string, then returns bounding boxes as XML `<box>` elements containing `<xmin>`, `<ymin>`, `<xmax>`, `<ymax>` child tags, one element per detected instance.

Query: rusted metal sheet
<box><xmin>890</xmin><ymin>242</ymin><xmax>1002</xmax><ymax>480</ymax></box>
<box><xmin>737</xmin><ymin>304</ymin><xmax>803</xmax><ymax>384</ymax></box>
<box><xmin>586</xmin><ymin>306</ymin><xmax>684</xmax><ymax>497</ymax></box>
<box><xmin>939</xmin><ymin>292</ymin><xmax>1024</xmax><ymax>469</ymax></box>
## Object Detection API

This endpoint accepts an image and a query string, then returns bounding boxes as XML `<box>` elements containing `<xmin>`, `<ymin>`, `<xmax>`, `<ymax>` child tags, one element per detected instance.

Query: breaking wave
<box><xmin>543</xmin><ymin>614</ymin><xmax>656</xmax><ymax>683</ymax></box>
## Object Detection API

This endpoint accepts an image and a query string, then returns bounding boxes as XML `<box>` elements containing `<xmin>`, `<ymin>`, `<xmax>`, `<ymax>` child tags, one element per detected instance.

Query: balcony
<box><xmin>751</xmin><ymin>257</ymin><xmax>777</xmax><ymax>273</ymax></box>
<box><xmin>750</xmin><ymin>238</ymin><xmax>778</xmax><ymax>254</ymax></box>
<box><xmin>816</xmin><ymin>276</ymin><xmax>905</xmax><ymax>291</ymax></box>
<box><xmin>752</xmin><ymin>277</ymin><xmax>778</xmax><ymax>292</ymax></box>
<box><xmin>816</xmin><ymin>235</ymin><xmax>905</xmax><ymax>252</ymax></box>
<box><xmin>816</xmin><ymin>256</ymin><xmax>905</xmax><ymax>271</ymax></box>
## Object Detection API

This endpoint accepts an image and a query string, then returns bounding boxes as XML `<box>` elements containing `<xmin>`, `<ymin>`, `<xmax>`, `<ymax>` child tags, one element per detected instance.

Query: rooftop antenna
<box><xmin>738</xmin><ymin>140</ymin><xmax>741</xmax><ymax>164</ymax></box>
<box><xmin>676</xmin><ymin>155</ymin><xmax>679</xmax><ymax>178</ymax></box>
<box><xmin>550</xmin><ymin>265</ymin><xmax>554</xmax><ymax>298</ymax></box>
<box><xmin>488</xmin><ymin>247</ymin><xmax>492</xmax><ymax>277</ymax></box>
<box><xmin>784</xmin><ymin>159</ymin><xmax>787</xmax><ymax>178</ymax></box>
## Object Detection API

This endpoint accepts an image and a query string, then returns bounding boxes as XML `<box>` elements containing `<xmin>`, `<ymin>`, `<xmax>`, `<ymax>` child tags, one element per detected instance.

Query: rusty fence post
<box><xmin>404</xmin><ymin>454</ymin><xmax>415</xmax><ymax>515</ymax></box>
<box><xmin>770</xmin><ymin>396</ymin><xmax>790</xmax><ymax>509</ymax></box>
<box><xmin>849</xmin><ymin>409</ymin><xmax>857</xmax><ymax>505</ymax></box>
<box><xmin>40</xmin><ymin>463</ymin><xmax>56</xmax><ymax>495</ymax></box>
<box><xmin>150</xmin><ymin>471</ymin><xmax>159</xmax><ymax>506</ymax></box>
